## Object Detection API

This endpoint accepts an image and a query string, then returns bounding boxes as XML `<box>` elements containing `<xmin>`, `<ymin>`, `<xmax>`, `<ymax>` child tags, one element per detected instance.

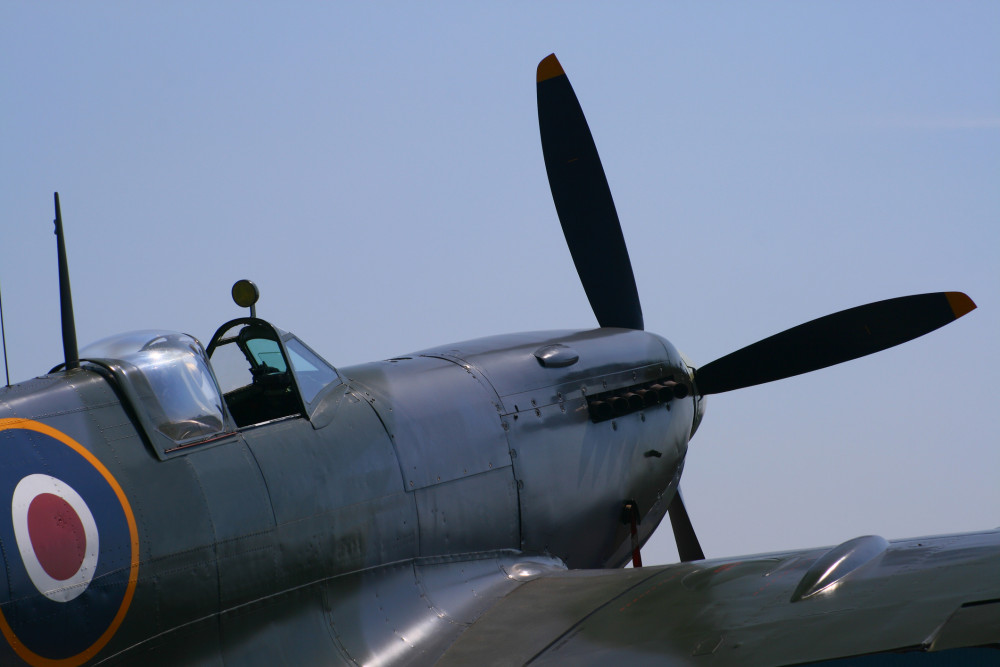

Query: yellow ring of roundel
<box><xmin>0</xmin><ymin>418</ymin><xmax>140</xmax><ymax>667</ymax></box>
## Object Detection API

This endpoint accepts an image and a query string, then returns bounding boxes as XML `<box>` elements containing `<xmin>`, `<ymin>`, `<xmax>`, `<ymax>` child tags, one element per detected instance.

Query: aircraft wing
<box><xmin>436</xmin><ymin>530</ymin><xmax>1000</xmax><ymax>666</ymax></box>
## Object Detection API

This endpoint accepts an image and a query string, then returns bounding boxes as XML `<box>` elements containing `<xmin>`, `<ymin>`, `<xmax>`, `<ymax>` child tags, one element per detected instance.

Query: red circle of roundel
<box><xmin>27</xmin><ymin>492</ymin><xmax>88</xmax><ymax>581</ymax></box>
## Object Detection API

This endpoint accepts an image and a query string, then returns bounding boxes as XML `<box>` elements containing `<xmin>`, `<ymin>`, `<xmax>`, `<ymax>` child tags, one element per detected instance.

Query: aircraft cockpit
<box><xmin>79</xmin><ymin>320</ymin><xmax>341</xmax><ymax>458</ymax></box>
<box><xmin>205</xmin><ymin>318</ymin><xmax>341</xmax><ymax>429</ymax></box>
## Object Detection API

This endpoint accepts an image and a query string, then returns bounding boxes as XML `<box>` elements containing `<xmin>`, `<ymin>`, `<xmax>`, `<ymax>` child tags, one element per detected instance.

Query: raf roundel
<box><xmin>12</xmin><ymin>474</ymin><xmax>101</xmax><ymax>604</ymax></box>
<box><xmin>0</xmin><ymin>419</ymin><xmax>139</xmax><ymax>667</ymax></box>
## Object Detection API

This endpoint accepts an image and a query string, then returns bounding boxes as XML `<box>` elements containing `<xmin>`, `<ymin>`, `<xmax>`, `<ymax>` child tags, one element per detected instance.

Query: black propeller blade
<box><xmin>695</xmin><ymin>292</ymin><xmax>976</xmax><ymax>395</ymax></box>
<box><xmin>667</xmin><ymin>488</ymin><xmax>705</xmax><ymax>562</ymax></box>
<box><xmin>537</xmin><ymin>54</ymin><xmax>643</xmax><ymax>331</ymax></box>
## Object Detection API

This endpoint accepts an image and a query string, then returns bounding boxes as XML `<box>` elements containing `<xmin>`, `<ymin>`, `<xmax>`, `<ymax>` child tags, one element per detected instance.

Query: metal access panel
<box><xmin>243</xmin><ymin>389</ymin><xmax>417</xmax><ymax>581</ymax></box>
<box><xmin>343</xmin><ymin>356</ymin><xmax>512</xmax><ymax>491</ymax></box>
<box><xmin>185</xmin><ymin>439</ymin><xmax>277</xmax><ymax>611</ymax></box>
<box><xmin>413</xmin><ymin>466</ymin><xmax>520</xmax><ymax>557</ymax></box>
<box><xmin>505</xmin><ymin>385</ymin><xmax>689</xmax><ymax>569</ymax></box>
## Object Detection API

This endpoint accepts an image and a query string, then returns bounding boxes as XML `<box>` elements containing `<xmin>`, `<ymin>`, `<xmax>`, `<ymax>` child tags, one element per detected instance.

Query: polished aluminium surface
<box><xmin>0</xmin><ymin>323</ymin><xmax>692</xmax><ymax>665</ymax></box>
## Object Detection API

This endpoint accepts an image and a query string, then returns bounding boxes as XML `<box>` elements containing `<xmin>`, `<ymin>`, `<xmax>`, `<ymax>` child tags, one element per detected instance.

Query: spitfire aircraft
<box><xmin>0</xmin><ymin>54</ymin><xmax>996</xmax><ymax>666</ymax></box>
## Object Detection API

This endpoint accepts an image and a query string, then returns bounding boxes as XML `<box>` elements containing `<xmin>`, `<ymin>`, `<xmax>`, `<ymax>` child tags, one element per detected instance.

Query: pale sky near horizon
<box><xmin>3</xmin><ymin>3</ymin><xmax>998</xmax><ymax>565</ymax></box>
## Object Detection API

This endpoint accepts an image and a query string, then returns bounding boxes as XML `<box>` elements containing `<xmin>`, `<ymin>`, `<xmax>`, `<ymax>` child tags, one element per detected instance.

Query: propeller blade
<box><xmin>667</xmin><ymin>488</ymin><xmax>705</xmax><ymax>562</ymax></box>
<box><xmin>537</xmin><ymin>54</ymin><xmax>643</xmax><ymax>330</ymax></box>
<box><xmin>695</xmin><ymin>292</ymin><xmax>976</xmax><ymax>395</ymax></box>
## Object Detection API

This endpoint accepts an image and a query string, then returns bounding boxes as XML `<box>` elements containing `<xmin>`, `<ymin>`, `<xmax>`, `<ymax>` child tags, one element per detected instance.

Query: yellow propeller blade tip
<box><xmin>537</xmin><ymin>54</ymin><xmax>565</xmax><ymax>83</ymax></box>
<box><xmin>946</xmin><ymin>292</ymin><xmax>976</xmax><ymax>318</ymax></box>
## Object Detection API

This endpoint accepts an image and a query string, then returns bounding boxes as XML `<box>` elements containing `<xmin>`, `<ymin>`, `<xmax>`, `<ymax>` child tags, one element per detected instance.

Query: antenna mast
<box><xmin>53</xmin><ymin>192</ymin><xmax>79</xmax><ymax>371</ymax></box>
<box><xmin>0</xmin><ymin>277</ymin><xmax>9</xmax><ymax>386</ymax></box>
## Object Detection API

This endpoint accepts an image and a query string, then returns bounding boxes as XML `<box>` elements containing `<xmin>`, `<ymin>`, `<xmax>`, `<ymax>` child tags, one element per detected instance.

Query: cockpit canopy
<box><xmin>81</xmin><ymin>321</ymin><xmax>341</xmax><ymax>457</ymax></box>
<box><xmin>81</xmin><ymin>331</ymin><xmax>227</xmax><ymax>450</ymax></box>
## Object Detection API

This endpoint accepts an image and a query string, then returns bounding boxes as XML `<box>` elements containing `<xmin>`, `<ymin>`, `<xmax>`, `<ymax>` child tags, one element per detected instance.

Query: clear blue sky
<box><xmin>4</xmin><ymin>3</ymin><xmax>998</xmax><ymax>565</ymax></box>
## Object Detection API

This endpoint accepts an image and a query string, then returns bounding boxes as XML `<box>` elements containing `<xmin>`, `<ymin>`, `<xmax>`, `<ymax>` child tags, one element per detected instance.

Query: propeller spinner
<box><xmin>535</xmin><ymin>54</ymin><xmax>976</xmax><ymax>563</ymax></box>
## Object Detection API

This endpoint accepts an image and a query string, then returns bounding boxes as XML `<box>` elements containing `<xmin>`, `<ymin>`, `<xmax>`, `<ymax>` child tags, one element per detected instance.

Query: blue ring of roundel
<box><xmin>0</xmin><ymin>426</ymin><xmax>133</xmax><ymax>662</ymax></box>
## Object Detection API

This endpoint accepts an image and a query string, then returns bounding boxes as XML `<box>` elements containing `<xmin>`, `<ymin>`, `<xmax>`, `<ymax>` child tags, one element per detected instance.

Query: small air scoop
<box><xmin>533</xmin><ymin>344</ymin><xmax>579</xmax><ymax>368</ymax></box>
<box><xmin>791</xmin><ymin>534</ymin><xmax>889</xmax><ymax>602</ymax></box>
